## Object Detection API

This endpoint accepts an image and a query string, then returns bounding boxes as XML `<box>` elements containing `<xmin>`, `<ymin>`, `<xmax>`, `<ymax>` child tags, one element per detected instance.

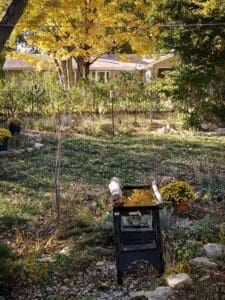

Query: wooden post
<box><xmin>110</xmin><ymin>88</ymin><xmax>115</xmax><ymax>136</ymax></box>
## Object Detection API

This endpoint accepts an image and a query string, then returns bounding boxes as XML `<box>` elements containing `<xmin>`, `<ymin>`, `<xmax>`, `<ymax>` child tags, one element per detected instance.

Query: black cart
<box><xmin>113</xmin><ymin>203</ymin><xmax>164</xmax><ymax>284</ymax></box>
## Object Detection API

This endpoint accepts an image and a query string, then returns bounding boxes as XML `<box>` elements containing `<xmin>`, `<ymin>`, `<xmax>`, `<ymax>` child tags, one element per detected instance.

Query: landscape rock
<box><xmin>166</xmin><ymin>273</ymin><xmax>193</xmax><ymax>289</ymax></box>
<box><xmin>34</xmin><ymin>142</ymin><xmax>44</xmax><ymax>149</ymax></box>
<box><xmin>38</xmin><ymin>256</ymin><xmax>56</xmax><ymax>263</ymax></box>
<box><xmin>158</xmin><ymin>124</ymin><xmax>171</xmax><ymax>134</ymax></box>
<box><xmin>216</xmin><ymin>128</ymin><xmax>225</xmax><ymax>134</ymax></box>
<box><xmin>146</xmin><ymin>287</ymin><xmax>175</xmax><ymax>300</ymax></box>
<box><xmin>199</xmin><ymin>275</ymin><xmax>211</xmax><ymax>282</ymax></box>
<box><xmin>26</xmin><ymin>147</ymin><xmax>34</xmax><ymax>153</ymax></box>
<box><xmin>130</xmin><ymin>287</ymin><xmax>174</xmax><ymax>300</ymax></box>
<box><xmin>58</xmin><ymin>246</ymin><xmax>71</xmax><ymax>256</ymax></box>
<box><xmin>203</xmin><ymin>243</ymin><xmax>225</xmax><ymax>258</ymax></box>
<box><xmin>189</xmin><ymin>256</ymin><xmax>218</xmax><ymax>269</ymax></box>
<box><xmin>129</xmin><ymin>291</ymin><xmax>147</xmax><ymax>299</ymax></box>
<box><xmin>23</xmin><ymin>132</ymin><xmax>41</xmax><ymax>139</ymax></box>
<box><xmin>10</xmin><ymin>150</ymin><xmax>22</xmax><ymax>155</ymax></box>
<box><xmin>175</xmin><ymin>218</ymin><xmax>193</xmax><ymax>229</ymax></box>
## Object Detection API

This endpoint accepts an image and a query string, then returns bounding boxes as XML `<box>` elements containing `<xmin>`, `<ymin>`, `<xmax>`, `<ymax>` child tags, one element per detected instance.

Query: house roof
<box><xmin>3</xmin><ymin>53</ymin><xmax>175</xmax><ymax>72</ymax></box>
<box><xmin>3</xmin><ymin>54</ymin><xmax>52</xmax><ymax>71</ymax></box>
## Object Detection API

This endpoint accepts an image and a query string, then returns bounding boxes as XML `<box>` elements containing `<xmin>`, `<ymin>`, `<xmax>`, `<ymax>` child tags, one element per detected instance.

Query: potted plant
<box><xmin>8</xmin><ymin>118</ymin><xmax>22</xmax><ymax>135</ymax></box>
<box><xmin>160</xmin><ymin>181</ymin><xmax>195</xmax><ymax>213</ymax></box>
<box><xmin>0</xmin><ymin>128</ymin><xmax>12</xmax><ymax>151</ymax></box>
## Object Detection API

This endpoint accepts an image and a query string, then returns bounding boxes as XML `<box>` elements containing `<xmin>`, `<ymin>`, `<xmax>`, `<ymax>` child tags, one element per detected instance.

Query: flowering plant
<box><xmin>160</xmin><ymin>181</ymin><xmax>195</xmax><ymax>204</ymax></box>
<box><xmin>0</xmin><ymin>128</ymin><xmax>12</xmax><ymax>142</ymax></box>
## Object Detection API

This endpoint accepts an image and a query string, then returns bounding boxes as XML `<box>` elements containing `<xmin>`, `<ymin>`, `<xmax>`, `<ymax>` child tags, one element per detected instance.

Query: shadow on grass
<box><xmin>1</xmin><ymin>133</ymin><xmax>225</xmax><ymax>200</ymax></box>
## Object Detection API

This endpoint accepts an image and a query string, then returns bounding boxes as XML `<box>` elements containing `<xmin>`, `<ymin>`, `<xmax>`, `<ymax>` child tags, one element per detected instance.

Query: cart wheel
<box><xmin>117</xmin><ymin>272</ymin><xmax>123</xmax><ymax>285</ymax></box>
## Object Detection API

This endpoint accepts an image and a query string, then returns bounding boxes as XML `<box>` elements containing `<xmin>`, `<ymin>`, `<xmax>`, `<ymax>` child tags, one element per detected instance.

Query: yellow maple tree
<box><xmin>13</xmin><ymin>0</ymin><xmax>156</xmax><ymax>88</ymax></box>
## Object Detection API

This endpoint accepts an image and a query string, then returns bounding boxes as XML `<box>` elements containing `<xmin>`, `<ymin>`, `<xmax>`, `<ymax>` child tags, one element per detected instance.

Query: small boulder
<box><xmin>26</xmin><ymin>147</ymin><xmax>33</xmax><ymax>153</ymax></box>
<box><xmin>203</xmin><ymin>243</ymin><xmax>225</xmax><ymax>258</ymax></box>
<box><xmin>130</xmin><ymin>287</ymin><xmax>175</xmax><ymax>300</ymax></box>
<box><xmin>58</xmin><ymin>246</ymin><xmax>71</xmax><ymax>256</ymax></box>
<box><xmin>130</xmin><ymin>291</ymin><xmax>147</xmax><ymax>299</ymax></box>
<box><xmin>166</xmin><ymin>273</ymin><xmax>193</xmax><ymax>289</ymax></box>
<box><xmin>38</xmin><ymin>256</ymin><xmax>56</xmax><ymax>263</ymax></box>
<box><xmin>158</xmin><ymin>124</ymin><xmax>171</xmax><ymax>134</ymax></box>
<box><xmin>34</xmin><ymin>142</ymin><xmax>44</xmax><ymax>149</ymax></box>
<box><xmin>189</xmin><ymin>257</ymin><xmax>218</xmax><ymax>269</ymax></box>
<box><xmin>146</xmin><ymin>286</ymin><xmax>175</xmax><ymax>300</ymax></box>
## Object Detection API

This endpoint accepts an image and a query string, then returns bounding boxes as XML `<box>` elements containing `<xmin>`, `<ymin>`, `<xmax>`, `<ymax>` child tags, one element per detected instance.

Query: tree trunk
<box><xmin>54</xmin><ymin>113</ymin><xmax>62</xmax><ymax>226</ymax></box>
<box><xmin>84</xmin><ymin>61</ymin><xmax>90</xmax><ymax>80</ymax></box>
<box><xmin>76</xmin><ymin>56</ymin><xmax>84</xmax><ymax>82</ymax></box>
<box><xmin>55</xmin><ymin>58</ymin><xmax>75</xmax><ymax>90</ymax></box>
<box><xmin>75</xmin><ymin>56</ymin><xmax>91</xmax><ymax>81</ymax></box>
<box><xmin>0</xmin><ymin>0</ymin><xmax>28</xmax><ymax>53</ymax></box>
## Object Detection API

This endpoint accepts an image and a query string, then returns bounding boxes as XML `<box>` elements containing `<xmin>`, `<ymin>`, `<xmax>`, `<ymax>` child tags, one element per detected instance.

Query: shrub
<box><xmin>58</xmin><ymin>205</ymin><xmax>96</xmax><ymax>239</ymax></box>
<box><xmin>160</xmin><ymin>208</ymin><xmax>174</xmax><ymax>233</ymax></box>
<box><xmin>8</xmin><ymin>118</ymin><xmax>22</xmax><ymax>127</ymax></box>
<box><xmin>177</xmin><ymin>111</ymin><xmax>201</xmax><ymax>129</ymax></box>
<box><xmin>0</xmin><ymin>242</ymin><xmax>12</xmax><ymax>293</ymax></box>
<box><xmin>98</xmin><ymin>122</ymin><xmax>113</xmax><ymax>135</ymax></box>
<box><xmin>174</xmin><ymin>239</ymin><xmax>202</xmax><ymax>261</ymax></box>
<box><xmin>160</xmin><ymin>181</ymin><xmax>195</xmax><ymax>205</ymax></box>
<box><xmin>95</xmin><ymin>211</ymin><xmax>114</xmax><ymax>247</ymax></box>
<box><xmin>201</xmin><ymin>175</ymin><xmax>225</xmax><ymax>201</ymax></box>
<box><xmin>187</xmin><ymin>215</ymin><xmax>220</xmax><ymax>243</ymax></box>
<box><xmin>10</xmin><ymin>255</ymin><xmax>50</xmax><ymax>285</ymax></box>
<box><xmin>0</xmin><ymin>128</ymin><xmax>11</xmax><ymax>142</ymax></box>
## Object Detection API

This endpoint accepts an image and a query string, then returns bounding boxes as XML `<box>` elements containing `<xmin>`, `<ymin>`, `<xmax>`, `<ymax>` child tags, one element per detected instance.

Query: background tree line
<box><xmin>1</xmin><ymin>1</ymin><xmax>225</xmax><ymax>128</ymax></box>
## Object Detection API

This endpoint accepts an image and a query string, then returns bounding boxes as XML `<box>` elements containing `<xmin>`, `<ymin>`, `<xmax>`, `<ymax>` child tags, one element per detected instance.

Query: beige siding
<box><xmin>151</xmin><ymin>55</ymin><xmax>180</xmax><ymax>77</ymax></box>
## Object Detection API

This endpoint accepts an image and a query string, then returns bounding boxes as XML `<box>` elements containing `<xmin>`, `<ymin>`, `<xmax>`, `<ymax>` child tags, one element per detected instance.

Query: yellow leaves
<box><xmin>195</xmin><ymin>0</ymin><xmax>221</xmax><ymax>16</ymax></box>
<box><xmin>10</xmin><ymin>0</ymin><xmax>156</xmax><ymax>65</ymax></box>
<box><xmin>8</xmin><ymin>51</ymin><xmax>55</xmax><ymax>70</ymax></box>
<box><xmin>123</xmin><ymin>188</ymin><xmax>157</xmax><ymax>207</ymax></box>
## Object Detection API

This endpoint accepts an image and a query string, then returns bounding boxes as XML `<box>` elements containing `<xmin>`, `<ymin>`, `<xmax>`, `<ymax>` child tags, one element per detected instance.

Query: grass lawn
<box><xmin>0</xmin><ymin>132</ymin><xmax>225</xmax><ymax>225</ymax></box>
<box><xmin>1</xmin><ymin>131</ymin><xmax>225</xmax><ymax>298</ymax></box>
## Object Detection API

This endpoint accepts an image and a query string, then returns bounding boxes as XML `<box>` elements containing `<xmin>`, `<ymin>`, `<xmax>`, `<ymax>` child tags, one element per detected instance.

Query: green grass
<box><xmin>0</xmin><ymin>132</ymin><xmax>225</xmax><ymax>228</ymax></box>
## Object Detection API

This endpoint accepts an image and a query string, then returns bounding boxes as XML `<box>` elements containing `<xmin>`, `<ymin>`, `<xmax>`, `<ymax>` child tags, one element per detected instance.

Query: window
<box><xmin>98</xmin><ymin>72</ymin><xmax>105</xmax><ymax>82</ymax></box>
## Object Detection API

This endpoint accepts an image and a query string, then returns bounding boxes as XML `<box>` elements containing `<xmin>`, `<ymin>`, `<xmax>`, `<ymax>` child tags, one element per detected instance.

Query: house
<box><xmin>3</xmin><ymin>52</ymin><xmax>179</xmax><ymax>83</ymax></box>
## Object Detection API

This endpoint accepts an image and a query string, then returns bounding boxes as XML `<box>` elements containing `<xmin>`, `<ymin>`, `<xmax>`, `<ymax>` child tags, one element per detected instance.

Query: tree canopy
<box><xmin>151</xmin><ymin>0</ymin><xmax>225</xmax><ymax>72</ymax></box>
<box><xmin>15</xmin><ymin>0</ymin><xmax>155</xmax><ymax>87</ymax></box>
<box><xmin>147</xmin><ymin>0</ymin><xmax>225</xmax><ymax>128</ymax></box>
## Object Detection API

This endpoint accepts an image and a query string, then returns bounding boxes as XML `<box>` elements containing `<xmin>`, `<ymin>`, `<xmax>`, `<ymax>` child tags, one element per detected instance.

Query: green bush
<box><xmin>175</xmin><ymin>239</ymin><xmax>202</xmax><ymax>261</ymax></box>
<box><xmin>0</xmin><ymin>213</ymin><xmax>27</xmax><ymax>229</ymax></box>
<box><xmin>95</xmin><ymin>211</ymin><xmax>114</xmax><ymax>246</ymax></box>
<box><xmin>201</xmin><ymin>175</ymin><xmax>225</xmax><ymax>201</ymax></box>
<box><xmin>177</xmin><ymin>111</ymin><xmax>201</xmax><ymax>129</ymax></box>
<box><xmin>0</xmin><ymin>242</ymin><xmax>12</xmax><ymax>293</ymax></box>
<box><xmin>187</xmin><ymin>215</ymin><xmax>220</xmax><ymax>243</ymax></box>
<box><xmin>10</xmin><ymin>255</ymin><xmax>50</xmax><ymax>284</ymax></box>
<box><xmin>160</xmin><ymin>181</ymin><xmax>195</xmax><ymax>204</ymax></box>
<box><xmin>160</xmin><ymin>208</ymin><xmax>174</xmax><ymax>233</ymax></box>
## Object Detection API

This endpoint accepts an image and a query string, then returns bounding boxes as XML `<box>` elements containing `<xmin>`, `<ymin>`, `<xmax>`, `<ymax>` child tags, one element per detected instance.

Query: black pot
<box><xmin>9</xmin><ymin>124</ymin><xmax>21</xmax><ymax>135</ymax></box>
<box><xmin>0</xmin><ymin>138</ymin><xmax>9</xmax><ymax>151</ymax></box>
